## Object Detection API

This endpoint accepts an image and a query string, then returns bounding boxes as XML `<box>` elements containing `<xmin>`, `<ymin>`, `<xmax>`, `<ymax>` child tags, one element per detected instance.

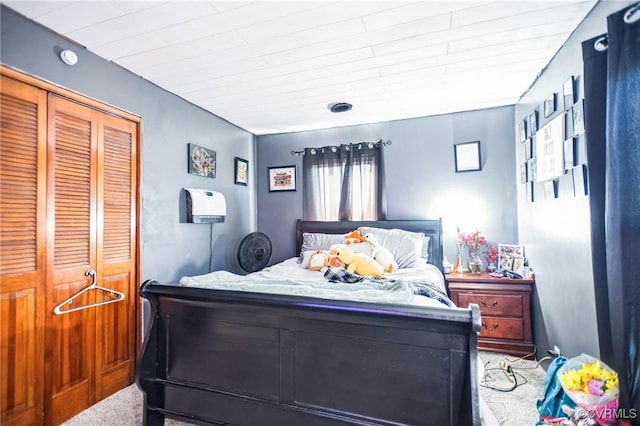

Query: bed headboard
<box><xmin>295</xmin><ymin>219</ymin><xmax>444</xmax><ymax>272</ymax></box>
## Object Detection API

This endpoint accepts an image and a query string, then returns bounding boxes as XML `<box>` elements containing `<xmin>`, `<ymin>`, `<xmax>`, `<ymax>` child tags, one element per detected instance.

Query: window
<box><xmin>302</xmin><ymin>143</ymin><xmax>386</xmax><ymax>221</ymax></box>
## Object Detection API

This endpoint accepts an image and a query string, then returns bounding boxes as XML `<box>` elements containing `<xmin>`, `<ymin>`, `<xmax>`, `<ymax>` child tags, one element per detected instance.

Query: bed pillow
<box><xmin>358</xmin><ymin>227</ymin><xmax>424</xmax><ymax>268</ymax></box>
<box><xmin>421</xmin><ymin>236</ymin><xmax>431</xmax><ymax>263</ymax></box>
<box><xmin>299</xmin><ymin>232</ymin><xmax>345</xmax><ymax>262</ymax></box>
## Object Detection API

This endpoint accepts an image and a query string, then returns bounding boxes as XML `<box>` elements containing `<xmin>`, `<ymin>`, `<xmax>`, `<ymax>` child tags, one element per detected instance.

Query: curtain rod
<box><xmin>593</xmin><ymin>3</ymin><xmax>639</xmax><ymax>51</ymax></box>
<box><xmin>290</xmin><ymin>139</ymin><xmax>392</xmax><ymax>156</ymax></box>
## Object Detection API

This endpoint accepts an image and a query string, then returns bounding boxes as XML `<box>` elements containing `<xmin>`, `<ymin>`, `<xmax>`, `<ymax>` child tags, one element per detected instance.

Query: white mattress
<box><xmin>180</xmin><ymin>257</ymin><xmax>449</xmax><ymax>308</ymax></box>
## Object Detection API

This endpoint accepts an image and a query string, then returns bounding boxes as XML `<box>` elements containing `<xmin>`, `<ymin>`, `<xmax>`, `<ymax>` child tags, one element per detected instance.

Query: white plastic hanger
<box><xmin>53</xmin><ymin>269</ymin><xmax>125</xmax><ymax>315</ymax></box>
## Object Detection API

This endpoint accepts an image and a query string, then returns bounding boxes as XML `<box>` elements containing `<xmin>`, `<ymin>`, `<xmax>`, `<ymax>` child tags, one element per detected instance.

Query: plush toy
<box><xmin>333</xmin><ymin>244</ymin><xmax>384</xmax><ymax>278</ymax></box>
<box><xmin>364</xmin><ymin>233</ymin><xmax>398</xmax><ymax>273</ymax></box>
<box><xmin>344</xmin><ymin>230</ymin><xmax>366</xmax><ymax>245</ymax></box>
<box><xmin>308</xmin><ymin>250</ymin><xmax>346</xmax><ymax>272</ymax></box>
<box><xmin>328</xmin><ymin>254</ymin><xmax>345</xmax><ymax>268</ymax></box>
<box><xmin>308</xmin><ymin>250</ymin><xmax>330</xmax><ymax>271</ymax></box>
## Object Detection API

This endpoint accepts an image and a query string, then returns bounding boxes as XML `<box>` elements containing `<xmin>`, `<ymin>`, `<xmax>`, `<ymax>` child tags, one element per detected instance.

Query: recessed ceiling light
<box><xmin>329</xmin><ymin>102</ymin><xmax>352</xmax><ymax>113</ymax></box>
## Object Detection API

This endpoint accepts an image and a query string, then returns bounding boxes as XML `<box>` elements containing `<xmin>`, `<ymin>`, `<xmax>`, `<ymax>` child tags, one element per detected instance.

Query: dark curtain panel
<box><xmin>339</xmin><ymin>142</ymin><xmax>387</xmax><ymax>221</ymax></box>
<box><xmin>581</xmin><ymin>33</ymin><xmax>614</xmax><ymax>366</ymax></box>
<box><xmin>605</xmin><ymin>5</ymin><xmax>640</xmax><ymax>421</ymax></box>
<box><xmin>303</xmin><ymin>142</ymin><xmax>387</xmax><ymax>221</ymax></box>
<box><xmin>302</xmin><ymin>145</ymin><xmax>347</xmax><ymax>221</ymax></box>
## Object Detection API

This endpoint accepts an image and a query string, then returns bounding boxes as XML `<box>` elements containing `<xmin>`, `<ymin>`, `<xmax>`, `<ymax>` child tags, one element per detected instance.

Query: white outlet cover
<box><xmin>60</xmin><ymin>49</ymin><xmax>78</xmax><ymax>66</ymax></box>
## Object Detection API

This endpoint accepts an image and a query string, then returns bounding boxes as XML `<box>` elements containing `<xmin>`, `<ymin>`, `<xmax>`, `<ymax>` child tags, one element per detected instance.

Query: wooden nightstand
<box><xmin>446</xmin><ymin>272</ymin><xmax>535</xmax><ymax>357</ymax></box>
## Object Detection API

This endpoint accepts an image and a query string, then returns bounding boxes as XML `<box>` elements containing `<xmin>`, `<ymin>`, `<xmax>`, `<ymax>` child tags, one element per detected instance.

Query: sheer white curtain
<box><xmin>302</xmin><ymin>143</ymin><xmax>386</xmax><ymax>221</ymax></box>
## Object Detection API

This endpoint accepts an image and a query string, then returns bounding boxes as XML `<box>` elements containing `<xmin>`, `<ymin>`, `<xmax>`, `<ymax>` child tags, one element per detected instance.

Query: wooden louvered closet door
<box><xmin>0</xmin><ymin>75</ymin><xmax>47</xmax><ymax>426</ymax></box>
<box><xmin>1</xmin><ymin>70</ymin><xmax>140</xmax><ymax>426</ymax></box>
<box><xmin>46</xmin><ymin>95</ymin><xmax>138</xmax><ymax>425</ymax></box>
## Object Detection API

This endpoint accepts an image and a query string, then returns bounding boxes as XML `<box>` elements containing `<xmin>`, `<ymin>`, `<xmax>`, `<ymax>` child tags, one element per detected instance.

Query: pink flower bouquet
<box><xmin>558</xmin><ymin>354</ymin><xmax>619</xmax><ymax>425</ymax></box>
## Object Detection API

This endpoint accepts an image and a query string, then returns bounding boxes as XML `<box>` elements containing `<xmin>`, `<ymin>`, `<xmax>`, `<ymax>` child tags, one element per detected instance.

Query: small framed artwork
<box><xmin>544</xmin><ymin>93</ymin><xmax>557</xmax><ymax>118</ymax></box>
<box><xmin>536</xmin><ymin>114</ymin><xmax>564</xmax><ymax>181</ymax></box>
<box><xmin>563</xmin><ymin>138</ymin><xmax>576</xmax><ymax>170</ymax></box>
<box><xmin>268</xmin><ymin>165</ymin><xmax>296</xmax><ymax>192</ymax></box>
<box><xmin>188</xmin><ymin>143</ymin><xmax>216</xmax><ymax>178</ymax></box>
<box><xmin>519</xmin><ymin>119</ymin><xmax>528</xmax><ymax>142</ymax></box>
<box><xmin>498</xmin><ymin>244</ymin><xmax>524</xmax><ymax>270</ymax></box>
<box><xmin>527</xmin><ymin>158</ymin><xmax>537</xmax><ymax>182</ymax></box>
<box><xmin>234</xmin><ymin>157</ymin><xmax>248</xmax><ymax>186</ymax></box>
<box><xmin>526</xmin><ymin>181</ymin><xmax>535</xmax><ymax>203</ymax></box>
<box><xmin>454</xmin><ymin>141</ymin><xmax>481</xmax><ymax>172</ymax></box>
<box><xmin>529</xmin><ymin>110</ymin><xmax>538</xmax><ymax>135</ymax></box>
<box><xmin>572</xmin><ymin>164</ymin><xmax>588</xmax><ymax>196</ymax></box>
<box><xmin>524</xmin><ymin>138</ymin><xmax>533</xmax><ymax>160</ymax></box>
<box><xmin>520</xmin><ymin>161</ymin><xmax>529</xmax><ymax>183</ymax></box>
<box><xmin>511</xmin><ymin>256</ymin><xmax>525</xmax><ymax>275</ymax></box>
<box><xmin>564</xmin><ymin>110</ymin><xmax>574</xmax><ymax>140</ymax></box>
<box><xmin>563</xmin><ymin>76</ymin><xmax>575</xmax><ymax>110</ymax></box>
<box><xmin>572</xmin><ymin>99</ymin><xmax>585</xmax><ymax>135</ymax></box>
<box><xmin>544</xmin><ymin>179</ymin><xmax>558</xmax><ymax>200</ymax></box>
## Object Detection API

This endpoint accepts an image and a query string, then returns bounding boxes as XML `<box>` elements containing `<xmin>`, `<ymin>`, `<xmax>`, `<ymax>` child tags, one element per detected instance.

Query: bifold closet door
<box><xmin>46</xmin><ymin>95</ymin><xmax>137</xmax><ymax>425</ymax></box>
<box><xmin>0</xmin><ymin>76</ymin><xmax>47</xmax><ymax>426</ymax></box>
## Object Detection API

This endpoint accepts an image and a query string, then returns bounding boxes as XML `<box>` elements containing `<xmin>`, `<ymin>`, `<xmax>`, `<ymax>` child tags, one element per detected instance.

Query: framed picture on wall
<box><xmin>563</xmin><ymin>138</ymin><xmax>576</xmax><ymax>170</ymax></box>
<box><xmin>268</xmin><ymin>165</ymin><xmax>296</xmax><ymax>192</ymax></box>
<box><xmin>519</xmin><ymin>119</ymin><xmax>528</xmax><ymax>142</ymax></box>
<box><xmin>524</xmin><ymin>138</ymin><xmax>533</xmax><ymax>160</ymax></box>
<box><xmin>572</xmin><ymin>99</ymin><xmax>585</xmax><ymax>135</ymax></box>
<box><xmin>453</xmin><ymin>140</ymin><xmax>481</xmax><ymax>172</ymax></box>
<box><xmin>234</xmin><ymin>157</ymin><xmax>248</xmax><ymax>186</ymax></box>
<box><xmin>520</xmin><ymin>161</ymin><xmax>529</xmax><ymax>183</ymax></box>
<box><xmin>529</xmin><ymin>110</ymin><xmax>538</xmax><ymax>135</ymax></box>
<box><xmin>526</xmin><ymin>182</ymin><xmax>535</xmax><ymax>203</ymax></box>
<box><xmin>188</xmin><ymin>143</ymin><xmax>216</xmax><ymax>178</ymax></box>
<box><xmin>544</xmin><ymin>93</ymin><xmax>557</xmax><ymax>118</ymax></box>
<box><xmin>563</xmin><ymin>76</ymin><xmax>575</xmax><ymax>110</ymax></box>
<box><xmin>535</xmin><ymin>114</ymin><xmax>564</xmax><ymax>181</ymax></box>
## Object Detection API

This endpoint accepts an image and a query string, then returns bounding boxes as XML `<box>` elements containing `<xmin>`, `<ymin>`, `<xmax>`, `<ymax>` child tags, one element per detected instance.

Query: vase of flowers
<box><xmin>486</xmin><ymin>245</ymin><xmax>498</xmax><ymax>272</ymax></box>
<box><xmin>558</xmin><ymin>354</ymin><xmax>619</xmax><ymax>426</ymax></box>
<box><xmin>460</xmin><ymin>229</ymin><xmax>486</xmax><ymax>274</ymax></box>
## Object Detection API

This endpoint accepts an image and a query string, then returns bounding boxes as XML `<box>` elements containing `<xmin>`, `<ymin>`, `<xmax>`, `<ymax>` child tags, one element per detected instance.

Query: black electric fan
<box><xmin>237</xmin><ymin>232</ymin><xmax>272</xmax><ymax>273</ymax></box>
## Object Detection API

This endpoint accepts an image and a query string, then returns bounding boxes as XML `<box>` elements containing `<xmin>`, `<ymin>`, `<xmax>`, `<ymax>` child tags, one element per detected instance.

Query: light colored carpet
<box><xmin>479</xmin><ymin>351</ymin><xmax>548</xmax><ymax>425</ymax></box>
<box><xmin>61</xmin><ymin>351</ymin><xmax>546</xmax><ymax>426</ymax></box>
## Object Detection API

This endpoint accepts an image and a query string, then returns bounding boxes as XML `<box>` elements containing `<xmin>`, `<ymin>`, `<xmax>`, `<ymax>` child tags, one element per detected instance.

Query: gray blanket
<box><xmin>323</xmin><ymin>267</ymin><xmax>453</xmax><ymax>307</ymax></box>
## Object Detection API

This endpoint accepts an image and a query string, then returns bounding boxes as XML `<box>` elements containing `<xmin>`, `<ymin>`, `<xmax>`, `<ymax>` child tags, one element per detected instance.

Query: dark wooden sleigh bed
<box><xmin>136</xmin><ymin>219</ymin><xmax>482</xmax><ymax>425</ymax></box>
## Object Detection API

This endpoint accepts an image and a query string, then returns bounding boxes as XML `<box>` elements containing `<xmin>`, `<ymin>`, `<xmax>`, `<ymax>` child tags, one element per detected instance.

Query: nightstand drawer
<box><xmin>457</xmin><ymin>293</ymin><xmax>523</xmax><ymax>317</ymax></box>
<box><xmin>479</xmin><ymin>316</ymin><xmax>524</xmax><ymax>340</ymax></box>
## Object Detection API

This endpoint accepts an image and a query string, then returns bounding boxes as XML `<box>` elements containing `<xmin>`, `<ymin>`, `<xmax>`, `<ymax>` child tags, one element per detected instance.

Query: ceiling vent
<box><xmin>329</xmin><ymin>102</ymin><xmax>352</xmax><ymax>113</ymax></box>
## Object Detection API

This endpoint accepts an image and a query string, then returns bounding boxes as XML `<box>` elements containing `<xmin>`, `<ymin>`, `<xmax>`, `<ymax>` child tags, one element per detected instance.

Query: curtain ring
<box><xmin>594</xmin><ymin>35</ymin><xmax>608</xmax><ymax>52</ymax></box>
<box><xmin>368</xmin><ymin>143</ymin><xmax>373</xmax><ymax>148</ymax></box>
<box><xmin>357</xmin><ymin>143</ymin><xmax>362</xmax><ymax>150</ymax></box>
<box><xmin>311</xmin><ymin>148</ymin><xmax>316</xmax><ymax>155</ymax></box>
<box><xmin>624</xmin><ymin>4</ymin><xmax>640</xmax><ymax>24</ymax></box>
<box><xmin>331</xmin><ymin>146</ymin><xmax>337</xmax><ymax>152</ymax></box>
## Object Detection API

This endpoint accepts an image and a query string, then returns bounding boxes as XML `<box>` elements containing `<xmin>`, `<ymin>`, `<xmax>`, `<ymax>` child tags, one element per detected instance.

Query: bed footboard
<box><xmin>136</xmin><ymin>280</ymin><xmax>481</xmax><ymax>426</ymax></box>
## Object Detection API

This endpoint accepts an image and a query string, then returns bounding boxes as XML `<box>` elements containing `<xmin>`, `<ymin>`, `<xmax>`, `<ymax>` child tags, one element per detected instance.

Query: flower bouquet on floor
<box><xmin>557</xmin><ymin>354</ymin><xmax>619</xmax><ymax>425</ymax></box>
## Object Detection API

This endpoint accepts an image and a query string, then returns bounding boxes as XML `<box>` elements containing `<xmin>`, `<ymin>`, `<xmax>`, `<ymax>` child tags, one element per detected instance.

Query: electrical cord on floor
<box><xmin>481</xmin><ymin>364</ymin><xmax>528</xmax><ymax>392</ymax></box>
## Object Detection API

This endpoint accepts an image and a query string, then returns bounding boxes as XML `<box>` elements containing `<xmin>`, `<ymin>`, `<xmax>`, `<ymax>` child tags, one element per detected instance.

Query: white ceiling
<box><xmin>5</xmin><ymin>1</ymin><xmax>596</xmax><ymax>135</ymax></box>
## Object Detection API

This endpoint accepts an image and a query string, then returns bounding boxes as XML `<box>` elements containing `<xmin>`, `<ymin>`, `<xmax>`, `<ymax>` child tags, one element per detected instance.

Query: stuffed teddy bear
<box><xmin>364</xmin><ymin>233</ymin><xmax>398</xmax><ymax>273</ymax></box>
<box><xmin>308</xmin><ymin>250</ymin><xmax>345</xmax><ymax>272</ymax></box>
<box><xmin>308</xmin><ymin>250</ymin><xmax>330</xmax><ymax>271</ymax></box>
<box><xmin>333</xmin><ymin>244</ymin><xmax>384</xmax><ymax>278</ymax></box>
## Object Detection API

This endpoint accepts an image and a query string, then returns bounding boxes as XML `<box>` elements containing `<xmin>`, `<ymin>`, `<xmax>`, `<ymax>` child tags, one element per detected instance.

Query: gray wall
<box><xmin>514</xmin><ymin>0</ymin><xmax>635</xmax><ymax>359</ymax></box>
<box><xmin>0</xmin><ymin>6</ymin><xmax>256</xmax><ymax>283</ymax></box>
<box><xmin>256</xmin><ymin>106</ymin><xmax>519</xmax><ymax>266</ymax></box>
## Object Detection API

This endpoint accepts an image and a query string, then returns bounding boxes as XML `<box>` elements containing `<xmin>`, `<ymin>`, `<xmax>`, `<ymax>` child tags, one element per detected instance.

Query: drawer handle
<box><xmin>481</xmin><ymin>300</ymin><xmax>498</xmax><ymax>308</ymax></box>
<box><xmin>482</xmin><ymin>322</ymin><xmax>499</xmax><ymax>331</ymax></box>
